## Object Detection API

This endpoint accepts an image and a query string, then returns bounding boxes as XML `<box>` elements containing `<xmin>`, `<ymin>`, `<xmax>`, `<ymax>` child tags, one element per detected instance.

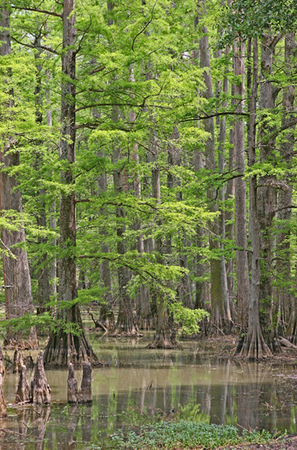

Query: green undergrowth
<box><xmin>108</xmin><ymin>420</ymin><xmax>274</xmax><ymax>449</ymax></box>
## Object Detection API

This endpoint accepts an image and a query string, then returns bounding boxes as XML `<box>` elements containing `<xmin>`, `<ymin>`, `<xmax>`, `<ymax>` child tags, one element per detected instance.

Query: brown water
<box><xmin>1</xmin><ymin>335</ymin><xmax>297</xmax><ymax>449</ymax></box>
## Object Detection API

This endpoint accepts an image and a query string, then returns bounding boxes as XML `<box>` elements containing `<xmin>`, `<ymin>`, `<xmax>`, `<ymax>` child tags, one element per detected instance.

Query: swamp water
<box><xmin>1</xmin><ymin>335</ymin><xmax>297</xmax><ymax>449</ymax></box>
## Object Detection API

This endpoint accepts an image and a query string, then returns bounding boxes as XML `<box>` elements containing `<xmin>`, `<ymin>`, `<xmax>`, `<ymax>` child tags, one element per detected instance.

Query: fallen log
<box><xmin>278</xmin><ymin>337</ymin><xmax>297</xmax><ymax>349</ymax></box>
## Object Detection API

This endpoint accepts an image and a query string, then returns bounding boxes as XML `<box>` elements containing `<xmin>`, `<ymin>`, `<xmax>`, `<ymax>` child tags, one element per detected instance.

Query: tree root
<box><xmin>146</xmin><ymin>333</ymin><xmax>180</xmax><ymax>349</ymax></box>
<box><xmin>108</xmin><ymin>327</ymin><xmax>143</xmax><ymax>338</ymax></box>
<box><xmin>43</xmin><ymin>330</ymin><xmax>105</xmax><ymax>368</ymax></box>
<box><xmin>235</xmin><ymin>326</ymin><xmax>272</xmax><ymax>360</ymax></box>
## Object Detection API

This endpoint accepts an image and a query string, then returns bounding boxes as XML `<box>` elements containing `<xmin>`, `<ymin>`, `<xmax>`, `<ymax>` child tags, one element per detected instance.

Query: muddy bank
<box><xmin>225</xmin><ymin>436</ymin><xmax>297</xmax><ymax>450</ymax></box>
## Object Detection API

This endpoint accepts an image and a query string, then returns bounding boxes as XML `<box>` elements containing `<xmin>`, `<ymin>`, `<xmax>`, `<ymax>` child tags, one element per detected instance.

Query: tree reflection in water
<box><xmin>1</xmin><ymin>342</ymin><xmax>297</xmax><ymax>448</ymax></box>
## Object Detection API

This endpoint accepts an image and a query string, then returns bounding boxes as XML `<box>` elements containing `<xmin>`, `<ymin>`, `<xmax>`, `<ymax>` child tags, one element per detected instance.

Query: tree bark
<box><xmin>110</xmin><ymin>140</ymin><xmax>140</xmax><ymax>336</ymax></box>
<box><xmin>199</xmin><ymin>0</ymin><xmax>223</xmax><ymax>331</ymax></box>
<box><xmin>233</xmin><ymin>41</ymin><xmax>250</xmax><ymax>330</ymax></box>
<box><xmin>79</xmin><ymin>361</ymin><xmax>92</xmax><ymax>403</ymax></box>
<box><xmin>275</xmin><ymin>33</ymin><xmax>297</xmax><ymax>340</ymax></box>
<box><xmin>16</xmin><ymin>364</ymin><xmax>30</xmax><ymax>403</ymax></box>
<box><xmin>0</xmin><ymin>341</ymin><xmax>4</xmax><ymax>377</ymax></box>
<box><xmin>0</xmin><ymin>373</ymin><xmax>7</xmax><ymax>418</ymax></box>
<box><xmin>34</xmin><ymin>35</ymin><xmax>51</xmax><ymax>319</ymax></box>
<box><xmin>31</xmin><ymin>351</ymin><xmax>51</xmax><ymax>404</ymax></box>
<box><xmin>217</xmin><ymin>42</ymin><xmax>231</xmax><ymax>328</ymax></box>
<box><xmin>147</xmin><ymin>135</ymin><xmax>177</xmax><ymax>349</ymax></box>
<box><xmin>257</xmin><ymin>32</ymin><xmax>280</xmax><ymax>349</ymax></box>
<box><xmin>236</xmin><ymin>38</ymin><xmax>272</xmax><ymax>360</ymax></box>
<box><xmin>0</xmin><ymin>3</ymin><xmax>39</xmax><ymax>350</ymax></box>
<box><xmin>44</xmin><ymin>0</ymin><xmax>99</xmax><ymax>366</ymax></box>
<box><xmin>97</xmin><ymin>150</ymin><xmax>115</xmax><ymax>329</ymax></box>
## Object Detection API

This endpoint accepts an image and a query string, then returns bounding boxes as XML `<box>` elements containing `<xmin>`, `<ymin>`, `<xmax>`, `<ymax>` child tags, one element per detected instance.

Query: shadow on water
<box><xmin>2</xmin><ymin>335</ymin><xmax>297</xmax><ymax>448</ymax></box>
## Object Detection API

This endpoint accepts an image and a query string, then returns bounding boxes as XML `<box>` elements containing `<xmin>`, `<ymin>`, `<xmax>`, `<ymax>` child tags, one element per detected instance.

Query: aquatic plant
<box><xmin>110</xmin><ymin>420</ymin><xmax>273</xmax><ymax>449</ymax></box>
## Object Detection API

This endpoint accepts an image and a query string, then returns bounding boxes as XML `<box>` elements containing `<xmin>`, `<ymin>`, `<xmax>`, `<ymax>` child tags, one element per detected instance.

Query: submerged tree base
<box><xmin>235</xmin><ymin>326</ymin><xmax>272</xmax><ymax>360</ymax></box>
<box><xmin>109</xmin><ymin>326</ymin><xmax>143</xmax><ymax>338</ymax></box>
<box><xmin>137</xmin><ymin>316</ymin><xmax>156</xmax><ymax>331</ymax></box>
<box><xmin>4</xmin><ymin>328</ymin><xmax>39</xmax><ymax>351</ymax></box>
<box><xmin>147</xmin><ymin>332</ymin><xmax>179</xmax><ymax>349</ymax></box>
<box><xmin>109</xmin><ymin>311</ymin><xmax>143</xmax><ymax>337</ymax></box>
<box><xmin>44</xmin><ymin>304</ymin><xmax>104</xmax><ymax>368</ymax></box>
<box><xmin>43</xmin><ymin>329</ymin><xmax>104</xmax><ymax>368</ymax></box>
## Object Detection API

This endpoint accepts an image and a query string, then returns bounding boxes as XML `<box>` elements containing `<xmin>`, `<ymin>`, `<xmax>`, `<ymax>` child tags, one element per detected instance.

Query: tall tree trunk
<box><xmin>236</xmin><ymin>38</ymin><xmax>271</xmax><ymax>359</ymax></box>
<box><xmin>45</xmin><ymin>69</ymin><xmax>57</xmax><ymax>301</ymax></box>
<box><xmin>0</xmin><ymin>3</ymin><xmax>39</xmax><ymax>350</ymax></box>
<box><xmin>97</xmin><ymin>150</ymin><xmax>115</xmax><ymax>329</ymax></box>
<box><xmin>110</xmin><ymin>127</ymin><xmax>140</xmax><ymax>336</ymax></box>
<box><xmin>147</xmin><ymin>135</ymin><xmax>177</xmax><ymax>349</ymax></box>
<box><xmin>217</xmin><ymin>42</ymin><xmax>231</xmax><ymax>328</ymax></box>
<box><xmin>193</xmin><ymin>17</ymin><xmax>208</xmax><ymax>316</ymax></box>
<box><xmin>34</xmin><ymin>35</ymin><xmax>50</xmax><ymax>318</ymax></box>
<box><xmin>233</xmin><ymin>41</ymin><xmax>250</xmax><ymax>331</ymax></box>
<box><xmin>44</xmin><ymin>0</ymin><xmax>99</xmax><ymax>366</ymax></box>
<box><xmin>257</xmin><ymin>32</ymin><xmax>281</xmax><ymax>349</ymax></box>
<box><xmin>168</xmin><ymin>127</ymin><xmax>193</xmax><ymax>309</ymax></box>
<box><xmin>225</xmin><ymin>127</ymin><xmax>235</xmax><ymax>308</ymax></box>
<box><xmin>276</xmin><ymin>33</ymin><xmax>297</xmax><ymax>340</ymax></box>
<box><xmin>199</xmin><ymin>0</ymin><xmax>223</xmax><ymax>331</ymax></box>
<box><xmin>129</xmin><ymin>67</ymin><xmax>153</xmax><ymax>330</ymax></box>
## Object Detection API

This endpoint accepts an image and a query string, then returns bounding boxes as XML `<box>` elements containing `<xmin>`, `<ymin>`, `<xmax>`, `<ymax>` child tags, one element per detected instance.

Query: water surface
<box><xmin>1</xmin><ymin>335</ymin><xmax>297</xmax><ymax>449</ymax></box>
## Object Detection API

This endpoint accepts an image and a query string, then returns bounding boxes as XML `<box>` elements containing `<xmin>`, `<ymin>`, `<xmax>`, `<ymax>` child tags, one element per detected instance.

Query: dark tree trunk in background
<box><xmin>199</xmin><ymin>0</ymin><xmax>223</xmax><ymax>331</ymax></box>
<box><xmin>44</xmin><ymin>0</ymin><xmax>99</xmax><ymax>367</ymax></box>
<box><xmin>34</xmin><ymin>36</ymin><xmax>51</xmax><ymax>318</ymax></box>
<box><xmin>147</xmin><ymin>135</ymin><xmax>178</xmax><ymax>349</ymax></box>
<box><xmin>129</xmin><ymin>67</ymin><xmax>153</xmax><ymax>330</ymax></box>
<box><xmin>0</xmin><ymin>4</ymin><xmax>39</xmax><ymax>350</ymax></box>
<box><xmin>276</xmin><ymin>33</ymin><xmax>297</xmax><ymax>340</ymax></box>
<box><xmin>236</xmin><ymin>38</ymin><xmax>271</xmax><ymax>359</ymax></box>
<box><xmin>225</xmin><ymin>126</ymin><xmax>235</xmax><ymax>308</ymax></box>
<box><xmin>111</xmin><ymin>141</ymin><xmax>140</xmax><ymax>336</ymax></box>
<box><xmin>257</xmin><ymin>33</ymin><xmax>280</xmax><ymax>350</ymax></box>
<box><xmin>106</xmin><ymin>3</ymin><xmax>137</xmax><ymax>336</ymax></box>
<box><xmin>97</xmin><ymin>150</ymin><xmax>115</xmax><ymax>329</ymax></box>
<box><xmin>193</xmin><ymin>17</ymin><xmax>208</xmax><ymax>316</ymax></box>
<box><xmin>217</xmin><ymin>42</ymin><xmax>231</xmax><ymax>328</ymax></box>
<box><xmin>233</xmin><ymin>41</ymin><xmax>250</xmax><ymax>331</ymax></box>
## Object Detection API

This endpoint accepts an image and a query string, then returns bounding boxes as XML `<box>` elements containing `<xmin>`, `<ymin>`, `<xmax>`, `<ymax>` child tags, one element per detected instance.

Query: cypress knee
<box><xmin>0</xmin><ymin>374</ymin><xmax>7</xmax><ymax>417</ymax></box>
<box><xmin>79</xmin><ymin>361</ymin><xmax>92</xmax><ymax>403</ymax></box>
<box><xmin>31</xmin><ymin>351</ymin><xmax>51</xmax><ymax>404</ymax></box>
<box><xmin>68</xmin><ymin>362</ymin><xmax>78</xmax><ymax>403</ymax></box>
<box><xmin>0</xmin><ymin>341</ymin><xmax>4</xmax><ymax>377</ymax></box>
<box><xmin>16</xmin><ymin>365</ymin><xmax>30</xmax><ymax>403</ymax></box>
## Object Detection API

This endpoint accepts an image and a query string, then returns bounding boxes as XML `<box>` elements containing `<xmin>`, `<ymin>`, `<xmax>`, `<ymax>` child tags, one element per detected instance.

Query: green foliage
<box><xmin>1</xmin><ymin>0</ymin><xmax>296</xmax><ymax>346</ymax></box>
<box><xmin>170</xmin><ymin>302</ymin><xmax>209</xmax><ymax>335</ymax></box>
<box><xmin>110</xmin><ymin>420</ymin><xmax>273</xmax><ymax>449</ymax></box>
<box><xmin>221</xmin><ymin>0</ymin><xmax>297</xmax><ymax>45</ymax></box>
<box><xmin>0</xmin><ymin>310</ymin><xmax>82</xmax><ymax>336</ymax></box>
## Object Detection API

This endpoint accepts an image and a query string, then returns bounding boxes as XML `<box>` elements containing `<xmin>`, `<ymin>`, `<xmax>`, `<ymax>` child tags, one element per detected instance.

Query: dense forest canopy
<box><xmin>0</xmin><ymin>0</ymin><xmax>297</xmax><ymax>363</ymax></box>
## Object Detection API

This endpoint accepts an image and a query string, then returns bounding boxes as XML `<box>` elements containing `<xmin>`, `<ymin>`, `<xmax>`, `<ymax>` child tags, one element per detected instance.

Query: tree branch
<box><xmin>11</xmin><ymin>5</ymin><xmax>62</xmax><ymax>18</ymax></box>
<box><xmin>132</xmin><ymin>0</ymin><xmax>157</xmax><ymax>51</ymax></box>
<box><xmin>275</xmin><ymin>205</ymin><xmax>297</xmax><ymax>212</ymax></box>
<box><xmin>11</xmin><ymin>36</ymin><xmax>59</xmax><ymax>55</ymax></box>
<box><xmin>179</xmin><ymin>111</ymin><xmax>249</xmax><ymax>123</ymax></box>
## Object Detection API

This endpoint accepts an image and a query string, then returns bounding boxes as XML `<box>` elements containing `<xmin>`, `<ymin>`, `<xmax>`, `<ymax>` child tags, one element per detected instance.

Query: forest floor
<box><xmin>166</xmin><ymin>437</ymin><xmax>297</xmax><ymax>449</ymax></box>
<box><xmin>221</xmin><ymin>436</ymin><xmax>297</xmax><ymax>449</ymax></box>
